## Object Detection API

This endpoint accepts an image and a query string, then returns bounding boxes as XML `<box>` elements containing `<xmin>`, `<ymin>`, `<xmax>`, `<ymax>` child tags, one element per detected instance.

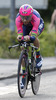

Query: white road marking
<box><xmin>0</xmin><ymin>84</ymin><xmax>17</xmax><ymax>96</ymax></box>
<box><xmin>0</xmin><ymin>83</ymin><xmax>31</xmax><ymax>96</ymax></box>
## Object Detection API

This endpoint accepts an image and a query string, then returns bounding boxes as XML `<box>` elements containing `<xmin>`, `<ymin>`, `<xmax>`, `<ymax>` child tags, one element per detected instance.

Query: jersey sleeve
<box><xmin>31</xmin><ymin>15</ymin><xmax>40</xmax><ymax>37</ymax></box>
<box><xmin>15</xmin><ymin>15</ymin><xmax>23</xmax><ymax>36</ymax></box>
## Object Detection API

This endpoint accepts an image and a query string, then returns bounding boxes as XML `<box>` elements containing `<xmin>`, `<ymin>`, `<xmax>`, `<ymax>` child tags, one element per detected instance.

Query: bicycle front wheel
<box><xmin>17</xmin><ymin>51</ymin><xmax>28</xmax><ymax>98</ymax></box>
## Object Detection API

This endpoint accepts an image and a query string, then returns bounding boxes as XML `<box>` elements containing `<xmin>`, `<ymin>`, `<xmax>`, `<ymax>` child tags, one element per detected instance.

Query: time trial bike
<box><xmin>8</xmin><ymin>39</ymin><xmax>42</xmax><ymax>98</ymax></box>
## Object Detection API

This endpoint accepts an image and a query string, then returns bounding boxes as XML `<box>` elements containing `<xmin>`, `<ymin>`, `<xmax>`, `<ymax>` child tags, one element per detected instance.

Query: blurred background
<box><xmin>0</xmin><ymin>0</ymin><xmax>56</xmax><ymax>58</ymax></box>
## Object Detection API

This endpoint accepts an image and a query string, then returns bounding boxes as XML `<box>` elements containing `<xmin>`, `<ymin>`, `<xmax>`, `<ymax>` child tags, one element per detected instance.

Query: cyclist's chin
<box><xmin>22</xmin><ymin>20</ymin><xmax>30</xmax><ymax>25</ymax></box>
<box><xmin>23</xmin><ymin>22</ymin><xmax>29</xmax><ymax>25</ymax></box>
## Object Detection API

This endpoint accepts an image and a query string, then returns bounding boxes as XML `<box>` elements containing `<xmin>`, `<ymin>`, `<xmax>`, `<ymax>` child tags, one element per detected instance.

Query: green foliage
<box><xmin>0</xmin><ymin>27</ymin><xmax>20</xmax><ymax>58</ymax></box>
<box><xmin>0</xmin><ymin>28</ymin><xmax>11</xmax><ymax>47</ymax></box>
<box><xmin>0</xmin><ymin>47</ymin><xmax>3</xmax><ymax>58</ymax></box>
<box><xmin>39</xmin><ymin>30</ymin><xmax>55</xmax><ymax>57</ymax></box>
<box><xmin>0</xmin><ymin>15</ymin><xmax>10</xmax><ymax>24</ymax></box>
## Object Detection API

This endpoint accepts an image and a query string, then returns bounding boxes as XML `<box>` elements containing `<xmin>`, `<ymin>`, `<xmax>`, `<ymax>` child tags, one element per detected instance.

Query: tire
<box><xmin>31</xmin><ymin>73</ymin><xmax>41</xmax><ymax>95</ymax></box>
<box><xmin>17</xmin><ymin>51</ymin><xmax>28</xmax><ymax>98</ymax></box>
<box><xmin>31</xmin><ymin>52</ymin><xmax>41</xmax><ymax>95</ymax></box>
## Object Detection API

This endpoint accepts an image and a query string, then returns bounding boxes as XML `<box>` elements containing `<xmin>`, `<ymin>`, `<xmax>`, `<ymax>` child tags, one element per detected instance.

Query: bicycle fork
<box><xmin>29</xmin><ymin>47</ymin><xmax>36</xmax><ymax>81</ymax></box>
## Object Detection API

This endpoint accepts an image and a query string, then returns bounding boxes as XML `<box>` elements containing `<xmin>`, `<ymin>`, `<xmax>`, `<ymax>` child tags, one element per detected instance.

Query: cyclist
<box><xmin>15</xmin><ymin>4</ymin><xmax>44</xmax><ymax>88</ymax></box>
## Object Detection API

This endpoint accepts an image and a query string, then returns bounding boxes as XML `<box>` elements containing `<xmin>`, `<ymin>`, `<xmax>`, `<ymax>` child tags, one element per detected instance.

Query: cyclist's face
<box><xmin>22</xmin><ymin>19</ymin><xmax>31</xmax><ymax>25</ymax></box>
<box><xmin>20</xmin><ymin>15</ymin><xmax>32</xmax><ymax>25</ymax></box>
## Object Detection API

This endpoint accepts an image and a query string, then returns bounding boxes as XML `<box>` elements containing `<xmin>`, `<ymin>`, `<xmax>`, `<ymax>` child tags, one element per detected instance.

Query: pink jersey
<box><xmin>15</xmin><ymin>9</ymin><xmax>40</xmax><ymax>36</ymax></box>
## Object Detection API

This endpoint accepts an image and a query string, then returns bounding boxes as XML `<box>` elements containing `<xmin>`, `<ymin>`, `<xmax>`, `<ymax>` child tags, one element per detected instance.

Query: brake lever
<box><xmin>19</xmin><ymin>37</ymin><xmax>25</xmax><ymax>43</ymax></box>
<box><xmin>8</xmin><ymin>46</ymin><xmax>12</xmax><ymax>51</ymax></box>
<box><xmin>8</xmin><ymin>46</ymin><xmax>11</xmax><ymax>52</ymax></box>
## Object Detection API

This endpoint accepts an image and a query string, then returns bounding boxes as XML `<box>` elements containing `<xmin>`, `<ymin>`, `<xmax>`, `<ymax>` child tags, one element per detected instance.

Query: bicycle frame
<box><xmin>8</xmin><ymin>41</ymin><xmax>38</xmax><ymax>75</ymax></box>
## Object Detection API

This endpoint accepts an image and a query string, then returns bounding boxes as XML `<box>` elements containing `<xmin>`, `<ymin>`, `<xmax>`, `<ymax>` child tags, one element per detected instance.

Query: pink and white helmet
<box><xmin>19</xmin><ymin>4</ymin><xmax>33</xmax><ymax>20</ymax></box>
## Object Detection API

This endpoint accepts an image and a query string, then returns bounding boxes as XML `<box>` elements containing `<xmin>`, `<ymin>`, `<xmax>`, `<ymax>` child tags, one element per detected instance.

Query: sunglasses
<box><xmin>20</xmin><ymin>15</ymin><xmax>32</xmax><ymax>20</ymax></box>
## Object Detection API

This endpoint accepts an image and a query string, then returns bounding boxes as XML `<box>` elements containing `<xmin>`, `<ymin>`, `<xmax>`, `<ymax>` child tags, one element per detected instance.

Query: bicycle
<box><xmin>8</xmin><ymin>39</ymin><xmax>42</xmax><ymax>98</ymax></box>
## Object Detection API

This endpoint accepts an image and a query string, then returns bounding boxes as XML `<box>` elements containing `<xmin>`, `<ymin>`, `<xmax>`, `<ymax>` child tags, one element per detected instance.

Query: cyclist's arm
<box><xmin>30</xmin><ymin>17</ymin><xmax>40</xmax><ymax>41</ymax></box>
<box><xmin>15</xmin><ymin>16</ymin><xmax>23</xmax><ymax>36</ymax></box>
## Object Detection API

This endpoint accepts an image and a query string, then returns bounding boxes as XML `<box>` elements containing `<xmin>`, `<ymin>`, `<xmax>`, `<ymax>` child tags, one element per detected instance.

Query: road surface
<box><xmin>0</xmin><ymin>71</ymin><xmax>56</xmax><ymax>100</ymax></box>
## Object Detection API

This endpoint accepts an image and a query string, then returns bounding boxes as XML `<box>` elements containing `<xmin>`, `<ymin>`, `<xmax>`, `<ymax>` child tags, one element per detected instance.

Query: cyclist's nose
<box><xmin>23</xmin><ymin>19</ymin><xmax>27</xmax><ymax>22</ymax></box>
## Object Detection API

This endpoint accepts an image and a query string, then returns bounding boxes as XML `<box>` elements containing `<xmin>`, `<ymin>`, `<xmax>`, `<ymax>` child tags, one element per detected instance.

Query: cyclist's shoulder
<box><xmin>33</xmin><ymin>9</ymin><xmax>40</xmax><ymax>18</ymax></box>
<box><xmin>16</xmin><ymin>13</ymin><xmax>20</xmax><ymax>18</ymax></box>
<box><xmin>31</xmin><ymin>9</ymin><xmax>40</xmax><ymax>24</ymax></box>
<box><xmin>32</xmin><ymin>9</ymin><xmax>44</xmax><ymax>22</ymax></box>
<box><xmin>16</xmin><ymin>13</ymin><xmax>22</xmax><ymax>22</ymax></box>
<box><xmin>15</xmin><ymin>13</ymin><xmax>23</xmax><ymax>26</ymax></box>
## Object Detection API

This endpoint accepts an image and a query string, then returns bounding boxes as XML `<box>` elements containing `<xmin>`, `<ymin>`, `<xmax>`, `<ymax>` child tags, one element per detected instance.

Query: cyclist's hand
<box><xmin>17</xmin><ymin>35</ymin><xmax>22</xmax><ymax>41</ymax></box>
<box><xmin>29</xmin><ymin>31</ymin><xmax>32</xmax><ymax>36</ymax></box>
<box><xmin>24</xmin><ymin>35</ymin><xmax>30</xmax><ymax>41</ymax></box>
